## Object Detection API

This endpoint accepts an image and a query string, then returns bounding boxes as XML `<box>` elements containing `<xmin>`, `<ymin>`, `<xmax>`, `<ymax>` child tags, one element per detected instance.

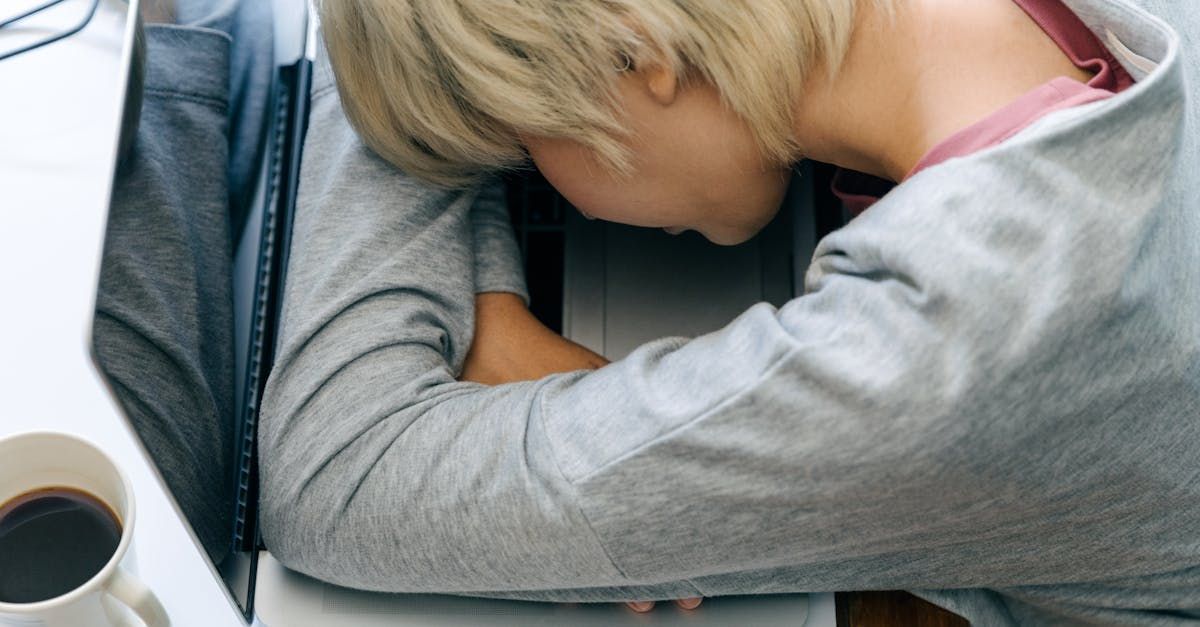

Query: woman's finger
<box><xmin>626</xmin><ymin>601</ymin><xmax>655</xmax><ymax>613</ymax></box>
<box><xmin>675</xmin><ymin>597</ymin><xmax>704</xmax><ymax>610</ymax></box>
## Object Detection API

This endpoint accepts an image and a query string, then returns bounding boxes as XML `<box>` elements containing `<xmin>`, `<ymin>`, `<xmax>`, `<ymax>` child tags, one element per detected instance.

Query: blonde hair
<box><xmin>320</xmin><ymin>0</ymin><xmax>873</xmax><ymax>188</ymax></box>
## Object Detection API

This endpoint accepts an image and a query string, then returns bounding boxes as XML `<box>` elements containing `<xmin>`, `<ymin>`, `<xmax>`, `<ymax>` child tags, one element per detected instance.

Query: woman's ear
<box><xmin>643</xmin><ymin>63</ymin><xmax>679</xmax><ymax>107</ymax></box>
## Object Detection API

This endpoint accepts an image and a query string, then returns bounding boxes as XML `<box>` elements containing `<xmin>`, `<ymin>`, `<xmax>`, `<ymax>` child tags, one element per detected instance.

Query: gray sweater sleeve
<box><xmin>310</xmin><ymin>49</ymin><xmax>528</xmax><ymax>304</ymax></box>
<box><xmin>469</xmin><ymin>180</ymin><xmax>529</xmax><ymax>303</ymax></box>
<box><xmin>260</xmin><ymin>67</ymin><xmax>1197</xmax><ymax>601</ymax></box>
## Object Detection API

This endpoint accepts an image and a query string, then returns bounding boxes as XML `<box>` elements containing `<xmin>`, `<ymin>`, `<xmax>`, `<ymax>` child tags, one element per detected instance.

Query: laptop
<box><xmin>252</xmin><ymin>162</ymin><xmax>836</xmax><ymax>625</ymax></box>
<box><xmin>94</xmin><ymin>0</ymin><xmax>841</xmax><ymax>624</ymax></box>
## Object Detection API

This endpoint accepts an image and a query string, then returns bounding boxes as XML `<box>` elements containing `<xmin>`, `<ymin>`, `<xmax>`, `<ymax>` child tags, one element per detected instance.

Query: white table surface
<box><xmin>0</xmin><ymin>0</ymin><xmax>247</xmax><ymax>625</ymax></box>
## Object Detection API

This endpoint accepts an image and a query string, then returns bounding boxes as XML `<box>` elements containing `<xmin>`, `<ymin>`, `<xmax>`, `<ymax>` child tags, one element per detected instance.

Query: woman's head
<box><xmin>320</xmin><ymin>0</ymin><xmax>867</xmax><ymax>244</ymax></box>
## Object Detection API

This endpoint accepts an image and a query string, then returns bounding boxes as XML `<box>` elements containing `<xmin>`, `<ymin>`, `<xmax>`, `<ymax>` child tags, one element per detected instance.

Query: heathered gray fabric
<box><xmin>259</xmin><ymin>0</ymin><xmax>1200</xmax><ymax>623</ymax></box>
<box><xmin>93</xmin><ymin>23</ymin><xmax>239</xmax><ymax>566</ymax></box>
<box><xmin>90</xmin><ymin>0</ymin><xmax>274</xmax><ymax>566</ymax></box>
<box><xmin>174</xmin><ymin>0</ymin><xmax>275</xmax><ymax>242</ymax></box>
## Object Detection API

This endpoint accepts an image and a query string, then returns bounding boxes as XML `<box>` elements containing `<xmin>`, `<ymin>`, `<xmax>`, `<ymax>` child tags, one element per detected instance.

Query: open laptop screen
<box><xmin>90</xmin><ymin>35</ymin><xmax>252</xmax><ymax>624</ymax></box>
<box><xmin>89</xmin><ymin>3</ymin><xmax>312</xmax><ymax>619</ymax></box>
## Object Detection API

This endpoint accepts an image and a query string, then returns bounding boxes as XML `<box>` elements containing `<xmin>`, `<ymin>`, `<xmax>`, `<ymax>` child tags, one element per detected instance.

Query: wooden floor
<box><xmin>837</xmin><ymin>591</ymin><xmax>969</xmax><ymax>626</ymax></box>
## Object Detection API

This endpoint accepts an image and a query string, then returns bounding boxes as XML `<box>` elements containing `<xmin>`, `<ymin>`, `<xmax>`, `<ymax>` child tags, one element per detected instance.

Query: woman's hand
<box><xmin>626</xmin><ymin>598</ymin><xmax>704</xmax><ymax>613</ymax></box>
<box><xmin>460</xmin><ymin>293</ymin><xmax>703</xmax><ymax>613</ymax></box>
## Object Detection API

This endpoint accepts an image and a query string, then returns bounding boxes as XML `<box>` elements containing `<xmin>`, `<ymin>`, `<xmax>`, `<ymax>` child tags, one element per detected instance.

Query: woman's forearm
<box><xmin>461</xmin><ymin>292</ymin><xmax>608</xmax><ymax>386</ymax></box>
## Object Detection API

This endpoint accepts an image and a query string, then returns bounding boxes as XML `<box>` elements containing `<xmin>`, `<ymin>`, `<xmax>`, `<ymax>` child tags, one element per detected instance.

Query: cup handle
<box><xmin>105</xmin><ymin>567</ymin><xmax>170</xmax><ymax>627</ymax></box>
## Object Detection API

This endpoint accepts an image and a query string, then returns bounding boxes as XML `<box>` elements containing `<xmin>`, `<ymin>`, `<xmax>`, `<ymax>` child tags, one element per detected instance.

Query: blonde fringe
<box><xmin>321</xmin><ymin>0</ymin><xmax>879</xmax><ymax>188</ymax></box>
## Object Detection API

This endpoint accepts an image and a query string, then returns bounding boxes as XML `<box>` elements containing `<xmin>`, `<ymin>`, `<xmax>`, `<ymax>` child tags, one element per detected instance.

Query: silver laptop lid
<box><xmin>562</xmin><ymin>167</ymin><xmax>817</xmax><ymax>360</ymax></box>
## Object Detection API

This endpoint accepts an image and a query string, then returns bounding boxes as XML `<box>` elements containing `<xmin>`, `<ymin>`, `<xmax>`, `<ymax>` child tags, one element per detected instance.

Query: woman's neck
<box><xmin>793</xmin><ymin>0</ymin><xmax>1093</xmax><ymax>182</ymax></box>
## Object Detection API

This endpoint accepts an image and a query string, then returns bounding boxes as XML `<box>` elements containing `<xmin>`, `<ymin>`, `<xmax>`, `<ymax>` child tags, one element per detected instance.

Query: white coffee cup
<box><xmin>0</xmin><ymin>431</ymin><xmax>168</xmax><ymax>627</ymax></box>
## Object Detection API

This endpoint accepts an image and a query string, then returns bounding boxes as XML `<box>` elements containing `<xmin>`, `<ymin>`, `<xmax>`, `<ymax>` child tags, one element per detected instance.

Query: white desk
<box><xmin>0</xmin><ymin>0</ymin><xmax>247</xmax><ymax>625</ymax></box>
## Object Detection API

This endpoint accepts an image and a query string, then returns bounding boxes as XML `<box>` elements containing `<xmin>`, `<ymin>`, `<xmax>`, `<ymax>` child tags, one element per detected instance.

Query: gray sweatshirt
<box><xmin>259</xmin><ymin>0</ymin><xmax>1200</xmax><ymax>624</ymax></box>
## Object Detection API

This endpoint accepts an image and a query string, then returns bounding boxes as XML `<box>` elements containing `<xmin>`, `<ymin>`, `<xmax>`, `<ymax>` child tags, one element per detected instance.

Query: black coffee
<box><xmin>0</xmin><ymin>487</ymin><xmax>122</xmax><ymax>604</ymax></box>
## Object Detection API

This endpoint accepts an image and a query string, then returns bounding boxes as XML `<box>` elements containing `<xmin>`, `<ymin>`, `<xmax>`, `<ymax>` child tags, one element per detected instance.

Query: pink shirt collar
<box><xmin>832</xmin><ymin>0</ymin><xmax>1135</xmax><ymax>216</ymax></box>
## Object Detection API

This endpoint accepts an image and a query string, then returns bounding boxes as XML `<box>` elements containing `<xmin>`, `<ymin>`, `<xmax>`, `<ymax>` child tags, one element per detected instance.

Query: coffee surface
<box><xmin>0</xmin><ymin>487</ymin><xmax>122</xmax><ymax>604</ymax></box>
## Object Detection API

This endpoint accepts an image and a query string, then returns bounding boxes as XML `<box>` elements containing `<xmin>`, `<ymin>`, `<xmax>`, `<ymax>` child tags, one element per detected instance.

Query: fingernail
<box><xmin>628</xmin><ymin>601</ymin><xmax>654</xmax><ymax>612</ymax></box>
<box><xmin>678</xmin><ymin>597</ymin><xmax>703</xmax><ymax>610</ymax></box>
